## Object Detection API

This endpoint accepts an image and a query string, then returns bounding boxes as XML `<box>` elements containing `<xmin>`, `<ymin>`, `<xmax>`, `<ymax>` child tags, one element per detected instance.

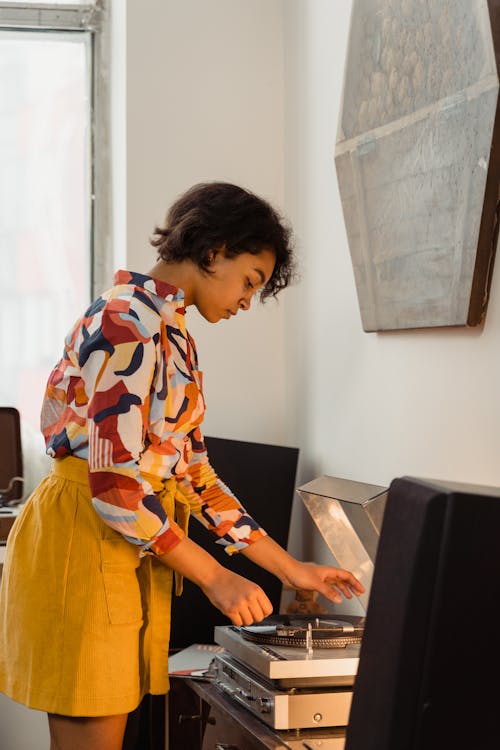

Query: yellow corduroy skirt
<box><xmin>0</xmin><ymin>456</ymin><xmax>185</xmax><ymax>717</ymax></box>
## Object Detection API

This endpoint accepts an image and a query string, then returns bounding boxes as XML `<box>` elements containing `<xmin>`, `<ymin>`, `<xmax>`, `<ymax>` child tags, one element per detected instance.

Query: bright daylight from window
<box><xmin>15</xmin><ymin>0</ymin><xmax>94</xmax><ymax>3</ymax></box>
<box><xmin>0</xmin><ymin>30</ymin><xmax>91</xmax><ymax>449</ymax></box>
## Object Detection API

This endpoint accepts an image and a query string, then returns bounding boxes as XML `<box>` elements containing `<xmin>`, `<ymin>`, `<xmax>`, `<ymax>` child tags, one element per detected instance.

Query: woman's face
<box><xmin>191</xmin><ymin>247</ymin><xmax>276</xmax><ymax>323</ymax></box>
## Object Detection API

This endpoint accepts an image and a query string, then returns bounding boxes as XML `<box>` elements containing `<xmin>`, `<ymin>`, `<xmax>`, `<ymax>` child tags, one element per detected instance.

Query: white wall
<box><xmin>124</xmin><ymin>0</ymin><xmax>290</xmax><ymax>445</ymax></box>
<box><xmin>120</xmin><ymin>0</ymin><xmax>500</xmax><ymax>566</ymax></box>
<box><xmin>284</xmin><ymin>0</ymin><xmax>500</xmax><ymax>493</ymax></box>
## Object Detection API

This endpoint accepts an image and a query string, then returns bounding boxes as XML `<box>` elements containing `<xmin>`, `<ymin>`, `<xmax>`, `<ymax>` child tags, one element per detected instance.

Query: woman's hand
<box><xmin>158</xmin><ymin>535</ymin><xmax>273</xmax><ymax>626</ymax></box>
<box><xmin>201</xmin><ymin>567</ymin><xmax>273</xmax><ymax>627</ymax></box>
<box><xmin>242</xmin><ymin>536</ymin><xmax>365</xmax><ymax>605</ymax></box>
<box><xmin>282</xmin><ymin>560</ymin><xmax>365</xmax><ymax>605</ymax></box>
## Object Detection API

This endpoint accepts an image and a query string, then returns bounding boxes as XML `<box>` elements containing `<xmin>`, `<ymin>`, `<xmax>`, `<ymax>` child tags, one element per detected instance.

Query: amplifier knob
<box><xmin>313</xmin><ymin>712</ymin><xmax>323</xmax><ymax>723</ymax></box>
<box><xmin>258</xmin><ymin>697</ymin><xmax>272</xmax><ymax>714</ymax></box>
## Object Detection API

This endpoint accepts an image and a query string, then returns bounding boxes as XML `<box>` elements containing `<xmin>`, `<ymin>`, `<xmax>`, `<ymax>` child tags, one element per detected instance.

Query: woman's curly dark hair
<box><xmin>150</xmin><ymin>182</ymin><xmax>296</xmax><ymax>301</ymax></box>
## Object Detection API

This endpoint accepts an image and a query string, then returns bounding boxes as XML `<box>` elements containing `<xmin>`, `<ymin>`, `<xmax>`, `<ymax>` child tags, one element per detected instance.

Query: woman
<box><xmin>0</xmin><ymin>182</ymin><xmax>364</xmax><ymax>749</ymax></box>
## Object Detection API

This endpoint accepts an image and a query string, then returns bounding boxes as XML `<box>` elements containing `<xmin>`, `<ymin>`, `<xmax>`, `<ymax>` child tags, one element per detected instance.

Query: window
<box><xmin>0</xmin><ymin>1</ymin><xmax>110</xmax><ymax>446</ymax></box>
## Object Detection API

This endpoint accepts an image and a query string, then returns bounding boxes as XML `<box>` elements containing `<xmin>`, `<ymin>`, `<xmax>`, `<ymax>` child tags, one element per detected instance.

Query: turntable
<box><xmin>213</xmin><ymin>614</ymin><xmax>364</xmax><ymax>730</ymax></box>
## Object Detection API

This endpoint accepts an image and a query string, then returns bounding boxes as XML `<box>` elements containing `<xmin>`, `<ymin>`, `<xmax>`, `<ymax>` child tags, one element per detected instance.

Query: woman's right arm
<box><xmin>157</xmin><ymin>536</ymin><xmax>273</xmax><ymax>626</ymax></box>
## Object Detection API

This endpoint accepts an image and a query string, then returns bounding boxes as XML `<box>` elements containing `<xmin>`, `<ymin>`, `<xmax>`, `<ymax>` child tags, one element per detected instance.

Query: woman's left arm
<box><xmin>240</xmin><ymin>535</ymin><xmax>365</xmax><ymax>605</ymax></box>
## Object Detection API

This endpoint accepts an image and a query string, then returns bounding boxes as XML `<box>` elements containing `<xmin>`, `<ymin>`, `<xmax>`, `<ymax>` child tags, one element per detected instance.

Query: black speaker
<box><xmin>169</xmin><ymin>436</ymin><xmax>299</xmax><ymax>649</ymax></box>
<box><xmin>345</xmin><ymin>476</ymin><xmax>500</xmax><ymax>750</ymax></box>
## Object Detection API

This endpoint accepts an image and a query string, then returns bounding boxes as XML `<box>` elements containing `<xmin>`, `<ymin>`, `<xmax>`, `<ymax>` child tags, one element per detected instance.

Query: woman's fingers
<box><xmin>227</xmin><ymin>602</ymin><xmax>266</xmax><ymax>627</ymax></box>
<box><xmin>230</xmin><ymin>591</ymin><xmax>273</xmax><ymax>626</ymax></box>
<box><xmin>324</xmin><ymin>570</ymin><xmax>366</xmax><ymax>595</ymax></box>
<box><xmin>333</xmin><ymin>582</ymin><xmax>353</xmax><ymax>599</ymax></box>
<box><xmin>237</xmin><ymin>605</ymin><xmax>257</xmax><ymax>627</ymax></box>
<box><xmin>204</xmin><ymin>569</ymin><xmax>273</xmax><ymax>626</ymax></box>
<box><xmin>257</xmin><ymin>589</ymin><xmax>274</xmax><ymax>619</ymax></box>
<box><xmin>318</xmin><ymin>584</ymin><xmax>343</xmax><ymax>604</ymax></box>
<box><xmin>229</xmin><ymin>611</ymin><xmax>244</xmax><ymax>627</ymax></box>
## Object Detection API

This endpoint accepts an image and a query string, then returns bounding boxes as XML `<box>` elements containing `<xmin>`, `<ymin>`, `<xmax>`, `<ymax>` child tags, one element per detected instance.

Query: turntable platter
<box><xmin>240</xmin><ymin>614</ymin><xmax>365</xmax><ymax>649</ymax></box>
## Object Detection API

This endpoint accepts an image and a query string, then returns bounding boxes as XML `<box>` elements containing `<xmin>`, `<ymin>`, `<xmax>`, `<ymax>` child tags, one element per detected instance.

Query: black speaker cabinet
<box><xmin>345</xmin><ymin>476</ymin><xmax>500</xmax><ymax>750</ymax></box>
<box><xmin>169</xmin><ymin>436</ymin><xmax>299</xmax><ymax>649</ymax></box>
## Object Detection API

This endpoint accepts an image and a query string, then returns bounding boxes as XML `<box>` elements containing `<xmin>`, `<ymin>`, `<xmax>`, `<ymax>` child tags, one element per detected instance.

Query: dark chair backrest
<box><xmin>0</xmin><ymin>407</ymin><xmax>24</xmax><ymax>506</ymax></box>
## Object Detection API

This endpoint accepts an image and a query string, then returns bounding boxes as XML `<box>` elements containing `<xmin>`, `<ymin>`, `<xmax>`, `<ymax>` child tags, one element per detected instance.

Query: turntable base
<box><xmin>214</xmin><ymin>621</ymin><xmax>361</xmax><ymax>688</ymax></box>
<box><xmin>213</xmin><ymin>651</ymin><xmax>352</xmax><ymax>730</ymax></box>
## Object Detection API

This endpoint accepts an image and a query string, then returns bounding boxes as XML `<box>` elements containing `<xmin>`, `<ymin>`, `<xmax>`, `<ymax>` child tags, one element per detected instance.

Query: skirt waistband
<box><xmin>51</xmin><ymin>456</ymin><xmax>90</xmax><ymax>483</ymax></box>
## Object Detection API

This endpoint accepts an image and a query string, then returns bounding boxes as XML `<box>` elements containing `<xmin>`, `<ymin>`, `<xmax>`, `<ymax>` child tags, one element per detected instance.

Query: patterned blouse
<box><xmin>41</xmin><ymin>270</ymin><xmax>266</xmax><ymax>556</ymax></box>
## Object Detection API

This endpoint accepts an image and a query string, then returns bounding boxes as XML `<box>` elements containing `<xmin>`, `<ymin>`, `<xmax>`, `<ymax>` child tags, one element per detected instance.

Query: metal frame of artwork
<box><xmin>335</xmin><ymin>0</ymin><xmax>500</xmax><ymax>331</ymax></box>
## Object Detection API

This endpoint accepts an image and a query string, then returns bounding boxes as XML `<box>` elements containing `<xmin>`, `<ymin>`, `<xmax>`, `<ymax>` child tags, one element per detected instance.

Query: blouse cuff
<box><xmin>139</xmin><ymin>519</ymin><xmax>185</xmax><ymax>557</ymax></box>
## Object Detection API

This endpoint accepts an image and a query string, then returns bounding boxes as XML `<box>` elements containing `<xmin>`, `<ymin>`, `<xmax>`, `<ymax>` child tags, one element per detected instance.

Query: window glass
<box><xmin>0</xmin><ymin>30</ymin><xmax>91</xmax><ymax>437</ymax></box>
<box><xmin>7</xmin><ymin>1</ymin><xmax>95</xmax><ymax>4</ymax></box>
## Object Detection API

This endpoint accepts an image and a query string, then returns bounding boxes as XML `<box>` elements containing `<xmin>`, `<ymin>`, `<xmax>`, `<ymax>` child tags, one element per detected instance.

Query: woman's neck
<box><xmin>146</xmin><ymin>260</ymin><xmax>196</xmax><ymax>305</ymax></box>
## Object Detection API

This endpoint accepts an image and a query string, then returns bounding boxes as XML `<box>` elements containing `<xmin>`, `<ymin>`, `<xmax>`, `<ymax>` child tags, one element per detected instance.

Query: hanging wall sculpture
<box><xmin>335</xmin><ymin>0</ymin><xmax>500</xmax><ymax>331</ymax></box>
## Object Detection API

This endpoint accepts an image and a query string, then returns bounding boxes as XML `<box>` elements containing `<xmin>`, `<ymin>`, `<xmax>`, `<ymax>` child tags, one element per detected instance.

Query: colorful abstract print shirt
<box><xmin>41</xmin><ymin>270</ymin><xmax>266</xmax><ymax>556</ymax></box>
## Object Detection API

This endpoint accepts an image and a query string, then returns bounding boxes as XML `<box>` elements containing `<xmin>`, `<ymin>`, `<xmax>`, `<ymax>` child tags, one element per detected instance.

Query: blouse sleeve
<box><xmin>176</xmin><ymin>426</ymin><xmax>268</xmax><ymax>555</ymax></box>
<box><xmin>80</xmin><ymin>296</ymin><xmax>185</xmax><ymax>556</ymax></box>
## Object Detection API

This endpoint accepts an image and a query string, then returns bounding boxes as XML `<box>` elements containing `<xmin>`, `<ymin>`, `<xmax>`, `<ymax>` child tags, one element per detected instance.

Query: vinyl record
<box><xmin>239</xmin><ymin>614</ymin><xmax>365</xmax><ymax>649</ymax></box>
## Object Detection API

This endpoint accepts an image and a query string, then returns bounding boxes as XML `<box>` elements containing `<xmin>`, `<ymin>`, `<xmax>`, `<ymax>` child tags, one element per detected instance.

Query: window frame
<box><xmin>0</xmin><ymin>0</ymin><xmax>112</xmax><ymax>298</ymax></box>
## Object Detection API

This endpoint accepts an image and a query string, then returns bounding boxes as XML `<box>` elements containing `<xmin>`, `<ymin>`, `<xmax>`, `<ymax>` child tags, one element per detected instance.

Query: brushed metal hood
<box><xmin>298</xmin><ymin>475</ymin><xmax>388</xmax><ymax>611</ymax></box>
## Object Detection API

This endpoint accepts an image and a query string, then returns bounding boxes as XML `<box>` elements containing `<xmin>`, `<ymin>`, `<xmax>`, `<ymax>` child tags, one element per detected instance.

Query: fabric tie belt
<box><xmin>51</xmin><ymin>456</ymin><xmax>190</xmax><ymax>595</ymax></box>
